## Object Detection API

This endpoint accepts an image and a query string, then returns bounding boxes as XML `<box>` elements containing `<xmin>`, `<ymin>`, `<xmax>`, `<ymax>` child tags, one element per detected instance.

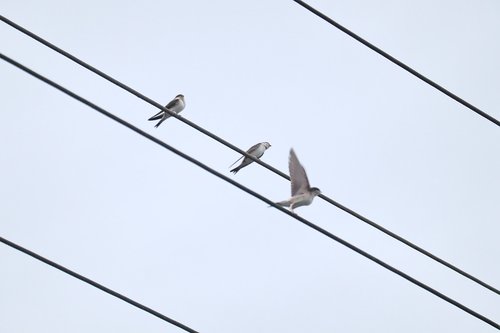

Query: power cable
<box><xmin>0</xmin><ymin>235</ymin><xmax>200</xmax><ymax>333</ymax></box>
<box><xmin>1</xmin><ymin>52</ymin><xmax>498</xmax><ymax>330</ymax></box>
<box><xmin>1</xmin><ymin>14</ymin><xmax>497</xmax><ymax>296</ymax></box>
<box><xmin>291</xmin><ymin>0</ymin><xmax>500</xmax><ymax>127</ymax></box>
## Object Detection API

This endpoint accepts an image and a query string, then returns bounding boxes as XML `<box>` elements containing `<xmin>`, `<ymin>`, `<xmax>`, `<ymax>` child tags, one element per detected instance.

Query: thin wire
<box><xmin>2</xmin><ymin>53</ymin><xmax>498</xmax><ymax>330</ymax></box>
<box><xmin>291</xmin><ymin>0</ymin><xmax>500</xmax><ymax>127</ymax></box>
<box><xmin>1</xmin><ymin>15</ymin><xmax>498</xmax><ymax>296</ymax></box>
<box><xmin>317</xmin><ymin>196</ymin><xmax>500</xmax><ymax>295</ymax></box>
<box><xmin>0</xmin><ymin>235</ymin><xmax>200</xmax><ymax>333</ymax></box>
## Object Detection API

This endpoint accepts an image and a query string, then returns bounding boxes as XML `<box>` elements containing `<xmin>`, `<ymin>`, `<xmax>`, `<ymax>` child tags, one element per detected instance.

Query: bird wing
<box><xmin>289</xmin><ymin>149</ymin><xmax>310</xmax><ymax>196</ymax></box>
<box><xmin>166</xmin><ymin>97</ymin><xmax>185</xmax><ymax>114</ymax></box>
<box><xmin>148</xmin><ymin>110</ymin><xmax>164</xmax><ymax>121</ymax></box>
<box><xmin>228</xmin><ymin>143</ymin><xmax>261</xmax><ymax>168</ymax></box>
<box><xmin>246</xmin><ymin>143</ymin><xmax>263</xmax><ymax>157</ymax></box>
<box><xmin>165</xmin><ymin>98</ymin><xmax>179</xmax><ymax>110</ymax></box>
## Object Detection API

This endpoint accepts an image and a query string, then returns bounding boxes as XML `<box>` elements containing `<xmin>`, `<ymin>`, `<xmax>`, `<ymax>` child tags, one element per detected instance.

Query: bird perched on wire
<box><xmin>148</xmin><ymin>94</ymin><xmax>185</xmax><ymax>128</ymax></box>
<box><xmin>276</xmin><ymin>149</ymin><xmax>321</xmax><ymax>213</ymax></box>
<box><xmin>229</xmin><ymin>142</ymin><xmax>271</xmax><ymax>174</ymax></box>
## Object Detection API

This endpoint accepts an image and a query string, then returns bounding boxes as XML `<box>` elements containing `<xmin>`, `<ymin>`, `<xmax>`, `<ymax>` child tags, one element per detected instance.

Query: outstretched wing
<box><xmin>289</xmin><ymin>148</ymin><xmax>310</xmax><ymax>196</ymax></box>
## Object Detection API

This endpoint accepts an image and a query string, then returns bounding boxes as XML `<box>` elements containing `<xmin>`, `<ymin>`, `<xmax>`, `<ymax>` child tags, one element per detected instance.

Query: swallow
<box><xmin>148</xmin><ymin>94</ymin><xmax>185</xmax><ymax>128</ymax></box>
<box><xmin>229</xmin><ymin>142</ymin><xmax>271</xmax><ymax>174</ymax></box>
<box><xmin>276</xmin><ymin>149</ymin><xmax>321</xmax><ymax>213</ymax></box>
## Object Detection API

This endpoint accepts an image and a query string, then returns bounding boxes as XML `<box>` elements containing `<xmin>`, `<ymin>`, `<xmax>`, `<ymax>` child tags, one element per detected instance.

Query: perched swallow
<box><xmin>230</xmin><ymin>142</ymin><xmax>271</xmax><ymax>174</ymax></box>
<box><xmin>276</xmin><ymin>149</ymin><xmax>321</xmax><ymax>212</ymax></box>
<box><xmin>148</xmin><ymin>94</ymin><xmax>185</xmax><ymax>128</ymax></box>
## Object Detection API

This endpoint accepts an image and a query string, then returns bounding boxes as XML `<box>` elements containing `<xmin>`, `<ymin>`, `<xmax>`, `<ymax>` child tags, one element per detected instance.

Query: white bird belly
<box><xmin>291</xmin><ymin>193</ymin><xmax>314</xmax><ymax>209</ymax></box>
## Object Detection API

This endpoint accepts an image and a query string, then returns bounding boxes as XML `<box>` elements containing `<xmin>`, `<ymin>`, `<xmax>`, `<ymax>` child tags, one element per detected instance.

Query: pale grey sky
<box><xmin>1</xmin><ymin>1</ymin><xmax>499</xmax><ymax>332</ymax></box>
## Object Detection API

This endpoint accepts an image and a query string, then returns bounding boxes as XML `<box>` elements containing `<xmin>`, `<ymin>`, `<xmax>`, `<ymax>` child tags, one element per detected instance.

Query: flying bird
<box><xmin>230</xmin><ymin>142</ymin><xmax>271</xmax><ymax>174</ymax></box>
<box><xmin>276</xmin><ymin>149</ymin><xmax>321</xmax><ymax>212</ymax></box>
<box><xmin>148</xmin><ymin>94</ymin><xmax>185</xmax><ymax>128</ymax></box>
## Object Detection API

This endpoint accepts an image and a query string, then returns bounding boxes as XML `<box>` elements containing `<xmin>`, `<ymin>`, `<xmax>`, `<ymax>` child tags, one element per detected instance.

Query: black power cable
<box><xmin>1</xmin><ymin>52</ymin><xmax>498</xmax><ymax>330</ymax></box>
<box><xmin>0</xmin><ymin>236</ymin><xmax>200</xmax><ymax>333</ymax></box>
<box><xmin>292</xmin><ymin>0</ymin><xmax>500</xmax><ymax>127</ymax></box>
<box><xmin>1</xmin><ymin>15</ymin><xmax>497</xmax><ymax>296</ymax></box>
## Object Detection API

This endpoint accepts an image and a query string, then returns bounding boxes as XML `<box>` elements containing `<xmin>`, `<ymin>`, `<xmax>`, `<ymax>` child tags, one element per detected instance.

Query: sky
<box><xmin>1</xmin><ymin>0</ymin><xmax>499</xmax><ymax>332</ymax></box>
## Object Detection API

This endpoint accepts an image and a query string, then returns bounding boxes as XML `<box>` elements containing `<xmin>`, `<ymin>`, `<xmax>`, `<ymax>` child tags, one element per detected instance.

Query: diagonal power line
<box><xmin>0</xmin><ymin>235</ymin><xmax>200</xmax><ymax>333</ymax></box>
<box><xmin>1</xmin><ymin>52</ymin><xmax>498</xmax><ymax>330</ymax></box>
<box><xmin>1</xmin><ymin>15</ymin><xmax>498</xmax><ymax>296</ymax></box>
<box><xmin>291</xmin><ymin>0</ymin><xmax>500</xmax><ymax>127</ymax></box>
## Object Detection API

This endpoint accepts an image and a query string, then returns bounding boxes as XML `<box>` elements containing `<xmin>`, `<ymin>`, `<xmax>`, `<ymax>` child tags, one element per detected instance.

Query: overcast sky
<box><xmin>1</xmin><ymin>1</ymin><xmax>499</xmax><ymax>332</ymax></box>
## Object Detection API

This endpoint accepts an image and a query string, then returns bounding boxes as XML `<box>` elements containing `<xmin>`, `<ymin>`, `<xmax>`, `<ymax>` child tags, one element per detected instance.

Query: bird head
<box><xmin>310</xmin><ymin>187</ymin><xmax>321</xmax><ymax>197</ymax></box>
<box><xmin>176</xmin><ymin>94</ymin><xmax>184</xmax><ymax>100</ymax></box>
<box><xmin>262</xmin><ymin>142</ymin><xmax>271</xmax><ymax>149</ymax></box>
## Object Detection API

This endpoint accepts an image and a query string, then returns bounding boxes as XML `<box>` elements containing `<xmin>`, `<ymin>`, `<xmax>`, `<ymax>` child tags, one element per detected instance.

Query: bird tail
<box><xmin>229</xmin><ymin>156</ymin><xmax>244</xmax><ymax>169</ymax></box>
<box><xmin>269</xmin><ymin>200</ymin><xmax>290</xmax><ymax>208</ymax></box>
<box><xmin>154</xmin><ymin>114</ymin><xmax>171</xmax><ymax>128</ymax></box>
<box><xmin>230</xmin><ymin>166</ymin><xmax>240</xmax><ymax>174</ymax></box>
<box><xmin>148</xmin><ymin>110</ymin><xmax>163</xmax><ymax>121</ymax></box>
